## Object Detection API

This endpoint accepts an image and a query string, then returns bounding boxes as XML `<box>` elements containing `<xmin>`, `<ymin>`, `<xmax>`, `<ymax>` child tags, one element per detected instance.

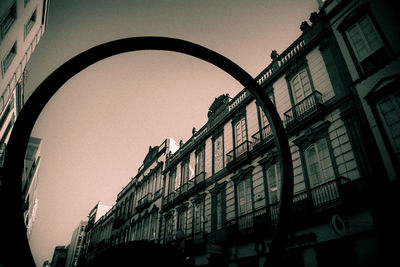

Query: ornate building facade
<box><xmin>79</xmin><ymin>1</ymin><xmax>398</xmax><ymax>266</ymax></box>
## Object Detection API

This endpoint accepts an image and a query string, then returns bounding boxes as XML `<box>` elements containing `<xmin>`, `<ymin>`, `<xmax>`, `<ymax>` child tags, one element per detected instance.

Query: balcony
<box><xmin>226</xmin><ymin>140</ymin><xmax>253</xmax><ymax>168</ymax></box>
<box><xmin>226</xmin><ymin>177</ymin><xmax>350</xmax><ymax>241</ymax></box>
<box><xmin>284</xmin><ymin>91</ymin><xmax>324</xmax><ymax>131</ymax></box>
<box><xmin>174</xmin><ymin>183</ymin><xmax>188</xmax><ymax>202</ymax></box>
<box><xmin>252</xmin><ymin>124</ymin><xmax>273</xmax><ymax>148</ymax></box>
<box><xmin>188</xmin><ymin>172</ymin><xmax>206</xmax><ymax>192</ymax></box>
<box><xmin>136</xmin><ymin>193</ymin><xmax>153</xmax><ymax>212</ymax></box>
<box><xmin>163</xmin><ymin>192</ymin><xmax>175</xmax><ymax>209</ymax></box>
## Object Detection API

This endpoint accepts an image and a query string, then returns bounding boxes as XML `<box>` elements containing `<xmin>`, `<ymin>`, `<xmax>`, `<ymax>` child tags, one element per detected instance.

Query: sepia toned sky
<box><xmin>24</xmin><ymin>0</ymin><xmax>318</xmax><ymax>265</ymax></box>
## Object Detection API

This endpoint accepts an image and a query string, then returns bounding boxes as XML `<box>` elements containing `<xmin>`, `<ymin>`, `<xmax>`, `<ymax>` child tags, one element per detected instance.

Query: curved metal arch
<box><xmin>0</xmin><ymin>36</ymin><xmax>293</xmax><ymax>266</ymax></box>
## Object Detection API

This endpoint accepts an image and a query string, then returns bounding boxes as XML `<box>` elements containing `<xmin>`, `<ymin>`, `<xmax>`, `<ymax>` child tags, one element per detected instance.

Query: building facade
<box><xmin>22</xmin><ymin>136</ymin><xmax>41</xmax><ymax>239</ymax></box>
<box><xmin>81</xmin><ymin>201</ymin><xmax>112</xmax><ymax>264</ymax></box>
<box><xmin>50</xmin><ymin>245</ymin><xmax>68</xmax><ymax>267</ymax></box>
<box><xmin>0</xmin><ymin>0</ymin><xmax>50</xmax><ymax>186</ymax></box>
<box><xmin>65</xmin><ymin>220</ymin><xmax>88</xmax><ymax>267</ymax></box>
<box><xmin>83</xmin><ymin>205</ymin><xmax>114</xmax><ymax>264</ymax></box>
<box><xmin>81</xmin><ymin>138</ymin><xmax>179</xmax><ymax>265</ymax></box>
<box><xmin>78</xmin><ymin>0</ymin><xmax>398</xmax><ymax>266</ymax></box>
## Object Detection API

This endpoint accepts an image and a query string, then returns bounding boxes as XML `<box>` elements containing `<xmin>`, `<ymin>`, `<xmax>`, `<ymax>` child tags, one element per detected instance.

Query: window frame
<box><xmin>210</xmin><ymin>182</ymin><xmax>227</xmax><ymax>232</ymax></box>
<box><xmin>1</xmin><ymin>41</ymin><xmax>17</xmax><ymax>77</ymax></box>
<box><xmin>338</xmin><ymin>4</ymin><xmax>393</xmax><ymax>77</ymax></box>
<box><xmin>365</xmin><ymin>76</ymin><xmax>400</xmax><ymax>176</ymax></box>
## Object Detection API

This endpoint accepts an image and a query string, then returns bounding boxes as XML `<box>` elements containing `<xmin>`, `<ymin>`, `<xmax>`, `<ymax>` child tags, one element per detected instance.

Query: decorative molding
<box><xmin>231</xmin><ymin>165</ymin><xmax>254</xmax><ymax>184</ymax></box>
<box><xmin>292</xmin><ymin>121</ymin><xmax>331</xmax><ymax>149</ymax></box>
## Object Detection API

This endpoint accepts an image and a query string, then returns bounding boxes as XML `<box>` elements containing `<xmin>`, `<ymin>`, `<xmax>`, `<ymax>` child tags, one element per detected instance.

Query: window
<box><xmin>339</xmin><ymin>6</ymin><xmax>391</xmax><ymax>75</ymax></box>
<box><xmin>237</xmin><ymin>178</ymin><xmax>253</xmax><ymax>216</ymax></box>
<box><xmin>2</xmin><ymin>42</ymin><xmax>17</xmax><ymax>76</ymax></box>
<box><xmin>194</xmin><ymin>200</ymin><xmax>204</xmax><ymax>233</ymax></box>
<box><xmin>24</xmin><ymin>9</ymin><xmax>36</xmax><ymax>38</ymax></box>
<box><xmin>149</xmin><ymin>212</ymin><xmax>158</xmax><ymax>239</ymax></box>
<box><xmin>0</xmin><ymin>2</ymin><xmax>17</xmax><ymax>40</ymax></box>
<box><xmin>376</xmin><ymin>92</ymin><xmax>400</xmax><ymax>166</ymax></box>
<box><xmin>177</xmin><ymin>209</ymin><xmax>187</xmax><ymax>234</ymax></box>
<box><xmin>266</xmin><ymin>162</ymin><xmax>281</xmax><ymax>204</ymax></box>
<box><xmin>213</xmin><ymin>134</ymin><xmax>224</xmax><ymax>173</ymax></box>
<box><xmin>346</xmin><ymin>16</ymin><xmax>383</xmax><ymax>63</ymax></box>
<box><xmin>165</xmin><ymin>215</ymin><xmax>174</xmax><ymax>240</ymax></box>
<box><xmin>234</xmin><ymin>117</ymin><xmax>247</xmax><ymax>146</ymax></box>
<box><xmin>290</xmin><ymin>69</ymin><xmax>312</xmax><ymax>104</ymax></box>
<box><xmin>304</xmin><ymin>138</ymin><xmax>335</xmax><ymax>187</ymax></box>
<box><xmin>258</xmin><ymin>90</ymin><xmax>275</xmax><ymax>129</ymax></box>
<box><xmin>211</xmin><ymin>189</ymin><xmax>226</xmax><ymax>231</ymax></box>
<box><xmin>142</xmin><ymin>216</ymin><xmax>149</xmax><ymax>240</ymax></box>
<box><xmin>195</xmin><ymin>146</ymin><xmax>205</xmax><ymax>175</ymax></box>
<box><xmin>181</xmin><ymin>159</ymin><xmax>189</xmax><ymax>186</ymax></box>
<box><xmin>168</xmin><ymin>169</ymin><xmax>176</xmax><ymax>194</ymax></box>
<box><xmin>155</xmin><ymin>168</ymin><xmax>162</xmax><ymax>192</ymax></box>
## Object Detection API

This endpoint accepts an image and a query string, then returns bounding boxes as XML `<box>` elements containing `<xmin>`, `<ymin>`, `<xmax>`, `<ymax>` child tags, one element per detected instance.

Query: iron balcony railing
<box><xmin>284</xmin><ymin>91</ymin><xmax>323</xmax><ymax>129</ymax></box>
<box><xmin>226</xmin><ymin>177</ymin><xmax>350</xmax><ymax>235</ymax></box>
<box><xmin>166</xmin><ymin>192</ymin><xmax>175</xmax><ymax>205</ymax></box>
<box><xmin>226</xmin><ymin>140</ymin><xmax>253</xmax><ymax>165</ymax></box>
<box><xmin>252</xmin><ymin>124</ymin><xmax>273</xmax><ymax>147</ymax></box>
<box><xmin>175</xmin><ymin>183</ymin><xmax>188</xmax><ymax>196</ymax></box>
<box><xmin>136</xmin><ymin>193</ymin><xmax>153</xmax><ymax>211</ymax></box>
<box><xmin>188</xmin><ymin>171</ymin><xmax>206</xmax><ymax>191</ymax></box>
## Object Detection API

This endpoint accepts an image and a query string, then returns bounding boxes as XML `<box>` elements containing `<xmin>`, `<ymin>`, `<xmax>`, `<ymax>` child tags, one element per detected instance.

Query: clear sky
<box><xmin>24</xmin><ymin>0</ymin><xmax>318</xmax><ymax>265</ymax></box>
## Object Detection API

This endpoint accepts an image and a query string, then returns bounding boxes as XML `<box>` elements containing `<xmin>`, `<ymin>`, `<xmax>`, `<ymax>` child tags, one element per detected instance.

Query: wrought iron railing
<box><xmin>226</xmin><ymin>177</ymin><xmax>350</xmax><ymax>234</ymax></box>
<box><xmin>188</xmin><ymin>171</ymin><xmax>206</xmax><ymax>191</ymax></box>
<box><xmin>252</xmin><ymin>124</ymin><xmax>273</xmax><ymax>147</ymax></box>
<box><xmin>284</xmin><ymin>91</ymin><xmax>323</xmax><ymax>129</ymax></box>
<box><xmin>226</xmin><ymin>140</ymin><xmax>253</xmax><ymax>165</ymax></box>
<box><xmin>137</xmin><ymin>193</ymin><xmax>153</xmax><ymax>209</ymax></box>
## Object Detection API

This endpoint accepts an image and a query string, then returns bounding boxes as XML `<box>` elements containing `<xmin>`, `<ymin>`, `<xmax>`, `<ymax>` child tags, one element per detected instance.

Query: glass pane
<box><xmin>347</xmin><ymin>24</ymin><xmax>369</xmax><ymax>60</ymax></box>
<box><xmin>359</xmin><ymin>16</ymin><xmax>383</xmax><ymax>52</ymax></box>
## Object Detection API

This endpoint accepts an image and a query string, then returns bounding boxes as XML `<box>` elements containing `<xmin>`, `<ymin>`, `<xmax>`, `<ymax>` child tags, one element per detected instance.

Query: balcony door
<box><xmin>304</xmin><ymin>138</ymin><xmax>335</xmax><ymax>187</ymax></box>
<box><xmin>266</xmin><ymin>162</ymin><xmax>281</xmax><ymax>204</ymax></box>
<box><xmin>290</xmin><ymin>69</ymin><xmax>312</xmax><ymax>104</ymax></box>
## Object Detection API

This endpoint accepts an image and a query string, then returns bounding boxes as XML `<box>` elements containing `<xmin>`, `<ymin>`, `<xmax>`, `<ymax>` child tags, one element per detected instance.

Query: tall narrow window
<box><xmin>168</xmin><ymin>169</ymin><xmax>176</xmax><ymax>194</ymax></box>
<box><xmin>305</xmin><ymin>138</ymin><xmax>335</xmax><ymax>187</ymax></box>
<box><xmin>376</xmin><ymin>92</ymin><xmax>400</xmax><ymax>165</ymax></box>
<box><xmin>346</xmin><ymin>16</ymin><xmax>384</xmax><ymax>63</ymax></box>
<box><xmin>165</xmin><ymin>215</ymin><xmax>174</xmax><ymax>240</ymax></box>
<box><xmin>181</xmin><ymin>159</ymin><xmax>189</xmax><ymax>186</ymax></box>
<box><xmin>211</xmin><ymin>189</ymin><xmax>226</xmax><ymax>231</ymax></box>
<box><xmin>259</xmin><ymin>91</ymin><xmax>275</xmax><ymax>128</ymax></box>
<box><xmin>24</xmin><ymin>9</ymin><xmax>36</xmax><ymax>38</ymax></box>
<box><xmin>266</xmin><ymin>163</ymin><xmax>281</xmax><ymax>204</ymax></box>
<box><xmin>177</xmin><ymin>209</ymin><xmax>187</xmax><ymax>235</ymax></box>
<box><xmin>155</xmin><ymin>168</ymin><xmax>162</xmax><ymax>192</ymax></box>
<box><xmin>234</xmin><ymin>117</ymin><xmax>247</xmax><ymax>146</ymax></box>
<box><xmin>194</xmin><ymin>201</ymin><xmax>204</xmax><ymax>233</ymax></box>
<box><xmin>237</xmin><ymin>178</ymin><xmax>253</xmax><ymax>216</ymax></box>
<box><xmin>0</xmin><ymin>2</ymin><xmax>17</xmax><ymax>39</ymax></box>
<box><xmin>149</xmin><ymin>212</ymin><xmax>158</xmax><ymax>240</ymax></box>
<box><xmin>195</xmin><ymin>146</ymin><xmax>205</xmax><ymax>175</ymax></box>
<box><xmin>290</xmin><ymin>69</ymin><xmax>312</xmax><ymax>104</ymax></box>
<box><xmin>213</xmin><ymin>134</ymin><xmax>224</xmax><ymax>173</ymax></box>
<box><xmin>2</xmin><ymin>42</ymin><xmax>17</xmax><ymax>76</ymax></box>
